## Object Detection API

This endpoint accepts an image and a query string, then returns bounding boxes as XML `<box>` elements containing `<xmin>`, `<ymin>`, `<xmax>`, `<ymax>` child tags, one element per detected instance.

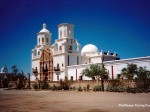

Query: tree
<box><xmin>121</xmin><ymin>63</ymin><xmax>137</xmax><ymax>80</ymax></box>
<box><xmin>81</xmin><ymin>64</ymin><xmax>109</xmax><ymax>91</ymax></box>
<box><xmin>121</xmin><ymin>63</ymin><xmax>137</xmax><ymax>88</ymax></box>
<box><xmin>136</xmin><ymin>67</ymin><xmax>150</xmax><ymax>89</ymax></box>
<box><xmin>137</xmin><ymin>67</ymin><xmax>150</xmax><ymax>80</ymax></box>
<box><xmin>11</xmin><ymin>65</ymin><xmax>27</xmax><ymax>89</ymax></box>
<box><xmin>11</xmin><ymin>65</ymin><xmax>18</xmax><ymax>76</ymax></box>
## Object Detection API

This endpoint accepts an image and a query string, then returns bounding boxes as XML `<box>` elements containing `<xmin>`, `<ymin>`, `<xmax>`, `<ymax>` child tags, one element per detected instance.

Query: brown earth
<box><xmin>0</xmin><ymin>89</ymin><xmax>150</xmax><ymax>112</ymax></box>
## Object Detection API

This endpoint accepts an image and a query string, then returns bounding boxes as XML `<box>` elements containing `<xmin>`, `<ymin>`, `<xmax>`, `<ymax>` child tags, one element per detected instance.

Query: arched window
<box><xmin>46</xmin><ymin>38</ymin><xmax>48</xmax><ymax>43</ymax></box>
<box><xmin>71</xmin><ymin>39</ymin><xmax>73</xmax><ymax>44</ymax></box>
<box><xmin>64</xmin><ymin>30</ymin><xmax>66</xmax><ymax>37</ymax></box>
<box><xmin>57</xmin><ymin>63</ymin><xmax>59</xmax><ymax>68</ymax></box>
<box><xmin>42</xmin><ymin>38</ymin><xmax>44</xmax><ymax>43</ymax></box>
<box><xmin>77</xmin><ymin>56</ymin><xmax>79</xmax><ymax>65</ymax></box>
<box><xmin>57</xmin><ymin>75</ymin><xmax>59</xmax><ymax>81</ymax></box>
<box><xmin>69</xmin><ymin>30</ymin><xmax>71</xmax><ymax>37</ymax></box>
<box><xmin>34</xmin><ymin>50</ymin><xmax>37</xmax><ymax>56</ymax></box>
<box><xmin>69</xmin><ymin>45</ymin><xmax>72</xmax><ymax>50</ymax></box>
<box><xmin>39</xmin><ymin>38</ymin><xmax>40</xmax><ymax>44</ymax></box>
<box><xmin>68</xmin><ymin>55</ymin><xmax>69</xmax><ymax>66</ymax></box>
<box><xmin>59</xmin><ymin>46</ymin><xmax>62</xmax><ymax>50</ymax></box>
<box><xmin>38</xmin><ymin>51</ymin><xmax>40</xmax><ymax>55</ymax></box>
<box><xmin>60</xmin><ymin>30</ymin><xmax>62</xmax><ymax>38</ymax></box>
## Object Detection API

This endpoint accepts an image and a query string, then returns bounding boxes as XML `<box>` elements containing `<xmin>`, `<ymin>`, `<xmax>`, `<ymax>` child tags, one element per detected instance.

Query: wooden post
<box><xmin>28</xmin><ymin>73</ymin><xmax>31</xmax><ymax>89</ymax></box>
<box><xmin>76</xmin><ymin>69</ymin><xmax>77</xmax><ymax>81</ymax></box>
<box><xmin>111</xmin><ymin>65</ymin><xmax>114</xmax><ymax>80</ymax></box>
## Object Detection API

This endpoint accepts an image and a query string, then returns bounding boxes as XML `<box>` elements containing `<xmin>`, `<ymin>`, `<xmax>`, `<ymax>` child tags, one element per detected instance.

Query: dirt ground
<box><xmin>0</xmin><ymin>89</ymin><xmax>150</xmax><ymax>112</ymax></box>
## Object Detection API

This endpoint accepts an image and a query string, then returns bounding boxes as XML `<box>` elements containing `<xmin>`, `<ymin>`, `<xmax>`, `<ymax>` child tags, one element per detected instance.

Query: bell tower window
<box><xmin>59</xmin><ymin>46</ymin><xmax>62</xmax><ymax>50</ymax></box>
<box><xmin>39</xmin><ymin>38</ymin><xmax>40</xmax><ymax>44</ymax></box>
<box><xmin>60</xmin><ymin>30</ymin><xmax>62</xmax><ymax>38</ymax></box>
<box><xmin>42</xmin><ymin>38</ymin><xmax>44</xmax><ymax>43</ymax></box>
<box><xmin>46</xmin><ymin>38</ymin><xmax>48</xmax><ymax>43</ymax></box>
<box><xmin>64</xmin><ymin>30</ymin><xmax>66</xmax><ymax>37</ymax></box>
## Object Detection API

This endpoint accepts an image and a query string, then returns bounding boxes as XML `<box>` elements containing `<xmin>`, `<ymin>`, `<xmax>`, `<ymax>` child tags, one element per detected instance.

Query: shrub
<box><xmin>117</xmin><ymin>86</ymin><xmax>127</xmax><ymax>92</ymax></box>
<box><xmin>16</xmin><ymin>77</ymin><xmax>25</xmax><ymax>89</ymax></box>
<box><xmin>32</xmin><ymin>83</ymin><xmax>38</xmax><ymax>90</ymax></box>
<box><xmin>78</xmin><ymin>86</ymin><xmax>83</xmax><ymax>91</ymax></box>
<box><xmin>59</xmin><ymin>80</ymin><xmax>70</xmax><ymax>90</ymax></box>
<box><xmin>106</xmin><ymin>85</ymin><xmax>127</xmax><ymax>92</ymax></box>
<box><xmin>69</xmin><ymin>86</ymin><xmax>76</xmax><ymax>90</ymax></box>
<box><xmin>83</xmin><ymin>87</ymin><xmax>86</xmax><ymax>91</ymax></box>
<box><xmin>93</xmin><ymin>85</ymin><xmax>102</xmax><ymax>91</ymax></box>
<box><xmin>2</xmin><ymin>78</ymin><xmax>9</xmax><ymax>88</ymax></box>
<box><xmin>49</xmin><ymin>86</ymin><xmax>53</xmax><ymax>90</ymax></box>
<box><xmin>125</xmin><ymin>87</ymin><xmax>149</xmax><ymax>93</ymax></box>
<box><xmin>51</xmin><ymin>85</ymin><xmax>61</xmax><ymax>91</ymax></box>
<box><xmin>52</xmin><ymin>84</ymin><xmax>56</xmax><ymax>91</ymax></box>
<box><xmin>40</xmin><ymin>81</ymin><xmax>49</xmax><ymax>90</ymax></box>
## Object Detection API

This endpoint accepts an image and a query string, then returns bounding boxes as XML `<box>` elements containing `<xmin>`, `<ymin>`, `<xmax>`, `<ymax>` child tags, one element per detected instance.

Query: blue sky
<box><xmin>0</xmin><ymin>0</ymin><xmax>150</xmax><ymax>74</ymax></box>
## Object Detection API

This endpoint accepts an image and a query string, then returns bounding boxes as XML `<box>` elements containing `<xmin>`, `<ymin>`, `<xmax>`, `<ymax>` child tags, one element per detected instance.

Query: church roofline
<box><xmin>67</xmin><ymin>56</ymin><xmax>150</xmax><ymax>68</ymax></box>
<box><xmin>58</xmin><ymin>23</ymin><xmax>74</xmax><ymax>27</ymax></box>
<box><xmin>104</xmin><ymin>56</ymin><xmax>150</xmax><ymax>64</ymax></box>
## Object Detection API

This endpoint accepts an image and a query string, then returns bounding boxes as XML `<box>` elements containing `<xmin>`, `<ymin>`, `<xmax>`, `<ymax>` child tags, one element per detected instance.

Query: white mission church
<box><xmin>31</xmin><ymin>23</ymin><xmax>150</xmax><ymax>81</ymax></box>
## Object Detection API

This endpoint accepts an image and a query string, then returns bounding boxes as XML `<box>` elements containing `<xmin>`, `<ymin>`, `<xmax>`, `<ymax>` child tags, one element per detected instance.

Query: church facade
<box><xmin>31</xmin><ymin>23</ymin><xmax>150</xmax><ymax>81</ymax></box>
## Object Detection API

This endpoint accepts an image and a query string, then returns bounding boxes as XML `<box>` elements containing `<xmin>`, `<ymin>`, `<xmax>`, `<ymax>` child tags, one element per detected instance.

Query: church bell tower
<box><xmin>37</xmin><ymin>23</ymin><xmax>52</xmax><ymax>46</ymax></box>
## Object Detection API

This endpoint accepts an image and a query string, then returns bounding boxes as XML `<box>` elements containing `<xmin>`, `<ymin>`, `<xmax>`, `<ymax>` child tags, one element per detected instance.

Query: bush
<box><xmin>40</xmin><ymin>81</ymin><xmax>49</xmax><ymax>90</ymax></box>
<box><xmin>2</xmin><ymin>78</ymin><xmax>9</xmax><ymax>88</ymax></box>
<box><xmin>78</xmin><ymin>86</ymin><xmax>83</xmax><ymax>91</ymax></box>
<box><xmin>59</xmin><ymin>80</ymin><xmax>70</xmax><ymax>90</ymax></box>
<box><xmin>49</xmin><ymin>86</ymin><xmax>53</xmax><ymax>90</ymax></box>
<box><xmin>106</xmin><ymin>85</ymin><xmax>127</xmax><ymax>92</ymax></box>
<box><xmin>32</xmin><ymin>83</ymin><xmax>38</xmax><ymax>90</ymax></box>
<box><xmin>16</xmin><ymin>77</ymin><xmax>25</xmax><ymax>89</ymax></box>
<box><xmin>69</xmin><ymin>86</ymin><xmax>76</xmax><ymax>90</ymax></box>
<box><xmin>51</xmin><ymin>85</ymin><xmax>62</xmax><ymax>91</ymax></box>
<box><xmin>126</xmin><ymin>87</ymin><xmax>149</xmax><ymax>93</ymax></box>
<box><xmin>93</xmin><ymin>85</ymin><xmax>102</xmax><ymax>91</ymax></box>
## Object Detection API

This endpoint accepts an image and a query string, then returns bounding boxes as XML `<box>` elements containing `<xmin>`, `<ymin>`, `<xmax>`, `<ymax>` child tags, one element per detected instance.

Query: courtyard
<box><xmin>0</xmin><ymin>90</ymin><xmax>150</xmax><ymax>112</ymax></box>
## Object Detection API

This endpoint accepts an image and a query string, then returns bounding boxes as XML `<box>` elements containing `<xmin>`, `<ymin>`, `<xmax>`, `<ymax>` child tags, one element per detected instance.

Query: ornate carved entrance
<box><xmin>40</xmin><ymin>48</ymin><xmax>53</xmax><ymax>81</ymax></box>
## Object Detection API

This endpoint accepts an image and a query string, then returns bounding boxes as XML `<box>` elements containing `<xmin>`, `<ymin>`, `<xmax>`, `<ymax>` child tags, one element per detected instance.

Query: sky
<box><xmin>0</xmin><ymin>0</ymin><xmax>150</xmax><ymax>75</ymax></box>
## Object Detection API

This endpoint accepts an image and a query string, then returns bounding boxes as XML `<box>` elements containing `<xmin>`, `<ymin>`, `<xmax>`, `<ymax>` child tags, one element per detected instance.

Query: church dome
<box><xmin>39</xmin><ymin>23</ymin><xmax>50</xmax><ymax>33</ymax></box>
<box><xmin>81</xmin><ymin>44</ymin><xmax>98</xmax><ymax>53</ymax></box>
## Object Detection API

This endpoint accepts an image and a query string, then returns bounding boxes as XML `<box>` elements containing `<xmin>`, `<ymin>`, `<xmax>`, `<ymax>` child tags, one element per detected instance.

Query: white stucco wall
<box><xmin>68</xmin><ymin>57</ymin><xmax>150</xmax><ymax>81</ymax></box>
<box><xmin>31</xmin><ymin>59</ymin><xmax>40</xmax><ymax>80</ymax></box>
<box><xmin>53</xmin><ymin>71</ymin><xmax>66</xmax><ymax>81</ymax></box>
<box><xmin>91</xmin><ymin>56</ymin><xmax>102</xmax><ymax>63</ymax></box>
<box><xmin>68</xmin><ymin>64</ymin><xmax>93</xmax><ymax>81</ymax></box>
<box><xmin>53</xmin><ymin>55</ymin><xmax>65</xmax><ymax>69</ymax></box>
<box><xmin>81</xmin><ymin>55</ymin><xmax>89</xmax><ymax>64</ymax></box>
